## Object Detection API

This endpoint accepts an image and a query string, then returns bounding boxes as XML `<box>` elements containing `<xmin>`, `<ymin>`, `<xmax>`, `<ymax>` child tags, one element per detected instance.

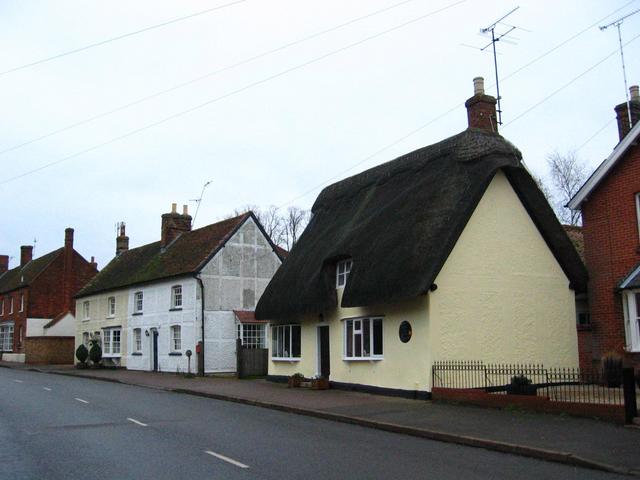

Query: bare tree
<box><xmin>546</xmin><ymin>150</ymin><xmax>588</xmax><ymax>226</ymax></box>
<box><xmin>282</xmin><ymin>206</ymin><xmax>310</xmax><ymax>250</ymax></box>
<box><xmin>256</xmin><ymin>205</ymin><xmax>284</xmax><ymax>247</ymax></box>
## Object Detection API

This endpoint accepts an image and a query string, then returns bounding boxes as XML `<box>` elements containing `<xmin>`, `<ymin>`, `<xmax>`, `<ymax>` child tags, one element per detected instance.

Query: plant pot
<box><xmin>288</xmin><ymin>377</ymin><xmax>302</xmax><ymax>388</ymax></box>
<box><xmin>311</xmin><ymin>378</ymin><xmax>330</xmax><ymax>390</ymax></box>
<box><xmin>507</xmin><ymin>384</ymin><xmax>537</xmax><ymax>396</ymax></box>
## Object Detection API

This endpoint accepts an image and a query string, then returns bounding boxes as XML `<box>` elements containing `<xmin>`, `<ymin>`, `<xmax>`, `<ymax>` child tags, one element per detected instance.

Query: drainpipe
<box><xmin>196</xmin><ymin>275</ymin><xmax>205</xmax><ymax>377</ymax></box>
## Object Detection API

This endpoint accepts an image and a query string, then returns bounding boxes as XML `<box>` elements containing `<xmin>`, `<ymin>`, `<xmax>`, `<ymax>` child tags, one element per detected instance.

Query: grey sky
<box><xmin>1</xmin><ymin>0</ymin><xmax>638</xmax><ymax>269</ymax></box>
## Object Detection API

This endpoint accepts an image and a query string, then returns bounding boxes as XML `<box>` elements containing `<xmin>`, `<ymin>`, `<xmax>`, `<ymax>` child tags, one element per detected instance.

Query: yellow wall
<box><xmin>269</xmin><ymin>170</ymin><xmax>579</xmax><ymax>392</ymax></box>
<box><xmin>429</xmin><ymin>171</ymin><xmax>579</xmax><ymax>374</ymax></box>
<box><xmin>75</xmin><ymin>290</ymin><xmax>129</xmax><ymax>365</ymax></box>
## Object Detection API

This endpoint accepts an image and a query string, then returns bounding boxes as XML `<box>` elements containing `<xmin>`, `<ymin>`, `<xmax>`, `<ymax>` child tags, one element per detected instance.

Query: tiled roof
<box><xmin>233</xmin><ymin>310</ymin><xmax>268</xmax><ymax>324</ymax></box>
<box><xmin>0</xmin><ymin>248</ymin><xmax>63</xmax><ymax>294</ymax></box>
<box><xmin>76</xmin><ymin>213</ymin><xmax>252</xmax><ymax>297</ymax></box>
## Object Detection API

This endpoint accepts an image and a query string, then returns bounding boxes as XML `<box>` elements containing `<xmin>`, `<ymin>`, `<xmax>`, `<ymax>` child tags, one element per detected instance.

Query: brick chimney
<box><xmin>90</xmin><ymin>256</ymin><xmax>98</xmax><ymax>270</ymax></box>
<box><xmin>465</xmin><ymin>77</ymin><xmax>498</xmax><ymax>133</ymax></box>
<box><xmin>116</xmin><ymin>222</ymin><xmax>129</xmax><ymax>256</ymax></box>
<box><xmin>0</xmin><ymin>255</ymin><xmax>8</xmax><ymax>274</ymax></box>
<box><xmin>62</xmin><ymin>228</ymin><xmax>74</xmax><ymax>311</ymax></box>
<box><xmin>161</xmin><ymin>203</ymin><xmax>192</xmax><ymax>248</ymax></box>
<box><xmin>20</xmin><ymin>246</ymin><xmax>33</xmax><ymax>267</ymax></box>
<box><xmin>614</xmin><ymin>85</ymin><xmax>640</xmax><ymax>141</ymax></box>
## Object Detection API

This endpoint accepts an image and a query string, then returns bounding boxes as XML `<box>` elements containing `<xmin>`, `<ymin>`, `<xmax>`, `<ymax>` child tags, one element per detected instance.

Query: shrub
<box><xmin>601</xmin><ymin>353</ymin><xmax>623</xmax><ymax>388</ymax></box>
<box><xmin>75</xmin><ymin>344</ymin><xmax>89</xmax><ymax>364</ymax></box>
<box><xmin>507</xmin><ymin>374</ymin><xmax>536</xmax><ymax>396</ymax></box>
<box><xmin>89</xmin><ymin>341</ymin><xmax>102</xmax><ymax>365</ymax></box>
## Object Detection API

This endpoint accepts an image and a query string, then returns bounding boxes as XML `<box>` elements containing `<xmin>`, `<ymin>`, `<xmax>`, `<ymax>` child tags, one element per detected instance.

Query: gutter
<box><xmin>195</xmin><ymin>274</ymin><xmax>205</xmax><ymax>377</ymax></box>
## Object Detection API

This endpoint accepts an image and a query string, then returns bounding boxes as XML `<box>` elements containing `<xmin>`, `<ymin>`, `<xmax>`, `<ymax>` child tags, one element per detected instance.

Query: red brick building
<box><xmin>568</xmin><ymin>86</ymin><xmax>640</xmax><ymax>370</ymax></box>
<box><xmin>0</xmin><ymin>228</ymin><xmax>98</xmax><ymax>364</ymax></box>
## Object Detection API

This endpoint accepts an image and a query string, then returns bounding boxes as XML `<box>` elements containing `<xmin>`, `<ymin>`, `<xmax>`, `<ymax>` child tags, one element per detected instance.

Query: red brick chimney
<box><xmin>0</xmin><ymin>255</ymin><xmax>8</xmax><ymax>274</ymax></box>
<box><xmin>20</xmin><ymin>246</ymin><xmax>33</xmax><ymax>267</ymax></box>
<box><xmin>116</xmin><ymin>222</ymin><xmax>129</xmax><ymax>256</ymax></box>
<box><xmin>614</xmin><ymin>85</ymin><xmax>640</xmax><ymax>141</ymax></box>
<box><xmin>161</xmin><ymin>203</ymin><xmax>192</xmax><ymax>248</ymax></box>
<box><xmin>62</xmin><ymin>228</ymin><xmax>74</xmax><ymax>311</ymax></box>
<box><xmin>90</xmin><ymin>256</ymin><xmax>98</xmax><ymax>270</ymax></box>
<box><xmin>465</xmin><ymin>77</ymin><xmax>498</xmax><ymax>133</ymax></box>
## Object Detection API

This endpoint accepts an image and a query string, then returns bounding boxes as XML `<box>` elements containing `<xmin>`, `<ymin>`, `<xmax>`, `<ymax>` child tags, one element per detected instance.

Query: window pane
<box><xmin>354</xmin><ymin>333</ymin><xmax>362</xmax><ymax>357</ymax></box>
<box><xmin>363</xmin><ymin>319</ymin><xmax>370</xmax><ymax>357</ymax></box>
<box><xmin>277</xmin><ymin>327</ymin><xmax>284</xmax><ymax>358</ymax></box>
<box><xmin>292</xmin><ymin>325</ymin><xmax>301</xmax><ymax>357</ymax></box>
<box><xmin>635</xmin><ymin>293</ymin><xmax>640</xmax><ymax>317</ymax></box>
<box><xmin>373</xmin><ymin>319</ymin><xmax>383</xmax><ymax>355</ymax></box>
<box><xmin>346</xmin><ymin>321</ymin><xmax>353</xmax><ymax>357</ymax></box>
<box><xmin>284</xmin><ymin>326</ymin><xmax>291</xmax><ymax>357</ymax></box>
<box><xmin>272</xmin><ymin>326</ymin><xmax>277</xmax><ymax>355</ymax></box>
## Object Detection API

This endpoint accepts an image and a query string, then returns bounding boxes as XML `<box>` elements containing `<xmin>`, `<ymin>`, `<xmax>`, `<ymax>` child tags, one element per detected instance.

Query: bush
<box><xmin>507</xmin><ymin>374</ymin><xmax>537</xmax><ymax>396</ymax></box>
<box><xmin>75</xmin><ymin>344</ymin><xmax>89</xmax><ymax>364</ymax></box>
<box><xmin>89</xmin><ymin>341</ymin><xmax>102</xmax><ymax>365</ymax></box>
<box><xmin>601</xmin><ymin>353</ymin><xmax>623</xmax><ymax>388</ymax></box>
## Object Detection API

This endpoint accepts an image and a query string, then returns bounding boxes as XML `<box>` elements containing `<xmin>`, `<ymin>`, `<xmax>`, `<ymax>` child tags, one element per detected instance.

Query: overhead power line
<box><xmin>0</xmin><ymin>0</ymin><xmax>249</xmax><ymax>77</ymax></box>
<box><xmin>0</xmin><ymin>0</ymin><xmax>424</xmax><ymax>157</ymax></box>
<box><xmin>0</xmin><ymin>0</ymin><xmax>467</xmax><ymax>186</ymax></box>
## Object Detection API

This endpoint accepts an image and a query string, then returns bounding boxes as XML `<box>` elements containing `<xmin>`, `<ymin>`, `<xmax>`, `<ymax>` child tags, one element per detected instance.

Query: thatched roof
<box><xmin>256</xmin><ymin>128</ymin><xmax>588</xmax><ymax>320</ymax></box>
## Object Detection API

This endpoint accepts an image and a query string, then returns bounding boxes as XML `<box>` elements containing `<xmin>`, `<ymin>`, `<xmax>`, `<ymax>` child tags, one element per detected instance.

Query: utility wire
<box><xmin>277</xmin><ymin>2</ymin><xmax>639</xmax><ymax>207</ymax></box>
<box><xmin>0</xmin><ymin>0</ymin><xmax>248</xmax><ymax>77</ymax></box>
<box><xmin>575</xmin><ymin>117</ymin><xmax>616</xmax><ymax>153</ymax></box>
<box><xmin>0</xmin><ymin>0</ymin><xmax>467</xmax><ymax>186</ymax></box>
<box><xmin>0</xmin><ymin>0</ymin><xmax>424</xmax><ymax>157</ymax></box>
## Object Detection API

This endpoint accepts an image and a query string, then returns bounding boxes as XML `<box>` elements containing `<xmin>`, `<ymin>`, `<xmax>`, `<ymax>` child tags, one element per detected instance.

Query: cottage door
<box><xmin>318</xmin><ymin>325</ymin><xmax>330</xmax><ymax>378</ymax></box>
<box><xmin>152</xmin><ymin>330</ymin><xmax>159</xmax><ymax>372</ymax></box>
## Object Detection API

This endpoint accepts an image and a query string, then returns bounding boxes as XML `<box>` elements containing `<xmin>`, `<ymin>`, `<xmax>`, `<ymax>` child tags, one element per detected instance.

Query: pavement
<box><xmin>3</xmin><ymin>361</ymin><xmax>639</xmax><ymax>477</ymax></box>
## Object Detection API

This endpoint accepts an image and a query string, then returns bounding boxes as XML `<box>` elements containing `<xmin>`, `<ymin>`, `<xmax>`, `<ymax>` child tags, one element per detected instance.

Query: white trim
<box><xmin>636</xmin><ymin>193</ymin><xmax>640</xmax><ymax>241</ymax></box>
<box><xmin>620</xmin><ymin>263</ymin><xmax>640</xmax><ymax>290</ymax></box>
<box><xmin>342</xmin><ymin>317</ymin><xmax>383</xmax><ymax>360</ymax></box>
<box><xmin>568</xmin><ymin>120</ymin><xmax>640</xmax><ymax>210</ymax></box>
<box><xmin>623</xmin><ymin>290</ymin><xmax>640</xmax><ymax>353</ymax></box>
<box><xmin>271</xmin><ymin>358</ymin><xmax>300</xmax><ymax>362</ymax></box>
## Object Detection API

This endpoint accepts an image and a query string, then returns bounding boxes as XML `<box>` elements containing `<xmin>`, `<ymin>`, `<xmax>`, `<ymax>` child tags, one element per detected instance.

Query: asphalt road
<box><xmin>0</xmin><ymin>368</ymin><xmax>627</xmax><ymax>480</ymax></box>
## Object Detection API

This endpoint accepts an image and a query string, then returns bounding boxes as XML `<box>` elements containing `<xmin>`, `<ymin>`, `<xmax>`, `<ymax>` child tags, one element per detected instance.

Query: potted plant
<box><xmin>288</xmin><ymin>373</ymin><xmax>306</xmax><ymax>388</ymax></box>
<box><xmin>89</xmin><ymin>340</ymin><xmax>102</xmax><ymax>367</ymax></box>
<box><xmin>506</xmin><ymin>374</ymin><xmax>537</xmax><ymax>396</ymax></box>
<box><xmin>601</xmin><ymin>353</ymin><xmax>623</xmax><ymax>388</ymax></box>
<box><xmin>75</xmin><ymin>344</ymin><xmax>89</xmax><ymax>369</ymax></box>
<box><xmin>311</xmin><ymin>376</ymin><xmax>330</xmax><ymax>390</ymax></box>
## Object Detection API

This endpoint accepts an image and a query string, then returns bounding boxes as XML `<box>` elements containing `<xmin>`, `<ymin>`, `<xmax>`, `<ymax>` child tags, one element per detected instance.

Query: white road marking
<box><xmin>43</xmin><ymin>387</ymin><xmax>52</xmax><ymax>391</ymax></box>
<box><xmin>127</xmin><ymin>418</ymin><xmax>147</xmax><ymax>427</ymax></box>
<box><xmin>74</xmin><ymin>398</ymin><xmax>89</xmax><ymax>404</ymax></box>
<box><xmin>204</xmin><ymin>451</ymin><xmax>249</xmax><ymax>469</ymax></box>
<box><xmin>13</xmin><ymin>379</ymin><xmax>23</xmax><ymax>383</ymax></box>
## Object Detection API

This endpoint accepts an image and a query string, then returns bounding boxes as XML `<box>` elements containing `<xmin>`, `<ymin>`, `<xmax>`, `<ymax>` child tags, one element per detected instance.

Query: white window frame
<box><xmin>82</xmin><ymin>301</ymin><xmax>90</xmax><ymax>321</ymax></box>
<box><xmin>133</xmin><ymin>328</ymin><xmax>142</xmax><ymax>353</ymax></box>
<box><xmin>107</xmin><ymin>296</ymin><xmax>116</xmax><ymax>318</ymax></box>
<box><xmin>624</xmin><ymin>290</ymin><xmax>640</xmax><ymax>353</ymax></box>
<box><xmin>171</xmin><ymin>285</ymin><xmax>183</xmax><ymax>309</ymax></box>
<box><xmin>134</xmin><ymin>291</ymin><xmax>144</xmax><ymax>313</ymax></box>
<box><xmin>19</xmin><ymin>294</ymin><xmax>24</xmax><ymax>312</ymax></box>
<box><xmin>343</xmin><ymin>317</ymin><xmax>383</xmax><ymax>360</ymax></box>
<box><xmin>102</xmin><ymin>327</ymin><xmax>121</xmax><ymax>357</ymax></box>
<box><xmin>9</xmin><ymin>297</ymin><xmax>13</xmax><ymax>314</ymax></box>
<box><xmin>1</xmin><ymin>298</ymin><xmax>4</xmax><ymax>315</ymax></box>
<box><xmin>0</xmin><ymin>324</ymin><xmax>13</xmax><ymax>351</ymax></box>
<box><xmin>170</xmin><ymin>325</ymin><xmax>181</xmax><ymax>352</ymax></box>
<box><xmin>636</xmin><ymin>193</ymin><xmax>640</xmax><ymax>241</ymax></box>
<box><xmin>336</xmin><ymin>259</ymin><xmax>353</xmax><ymax>288</ymax></box>
<box><xmin>271</xmin><ymin>324</ymin><xmax>301</xmax><ymax>361</ymax></box>
<box><xmin>238</xmin><ymin>323</ymin><xmax>266</xmax><ymax>349</ymax></box>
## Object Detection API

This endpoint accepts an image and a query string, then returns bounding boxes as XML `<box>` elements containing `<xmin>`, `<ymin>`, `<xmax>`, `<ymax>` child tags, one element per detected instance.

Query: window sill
<box><xmin>576</xmin><ymin>324</ymin><xmax>592</xmax><ymax>332</ymax></box>
<box><xmin>272</xmin><ymin>357</ymin><xmax>300</xmax><ymax>362</ymax></box>
<box><xmin>343</xmin><ymin>357</ymin><xmax>384</xmax><ymax>361</ymax></box>
<box><xmin>103</xmin><ymin>354</ymin><xmax>122</xmax><ymax>358</ymax></box>
<box><xmin>82</xmin><ymin>319</ymin><xmax>90</xmax><ymax>322</ymax></box>
<box><xmin>106</xmin><ymin>315</ymin><xmax>115</xmax><ymax>319</ymax></box>
<box><xmin>169</xmin><ymin>307</ymin><xmax>183</xmax><ymax>312</ymax></box>
<box><xmin>131</xmin><ymin>352</ymin><xmax>143</xmax><ymax>356</ymax></box>
<box><xmin>132</xmin><ymin>312</ymin><xmax>143</xmax><ymax>316</ymax></box>
<box><xmin>169</xmin><ymin>352</ymin><xmax>183</xmax><ymax>356</ymax></box>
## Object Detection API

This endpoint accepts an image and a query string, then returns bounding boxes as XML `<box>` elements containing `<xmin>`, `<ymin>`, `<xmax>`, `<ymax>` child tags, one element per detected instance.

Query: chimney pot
<box><xmin>116</xmin><ymin>221</ymin><xmax>129</xmax><ymax>256</ymax></box>
<box><xmin>473</xmin><ymin>77</ymin><xmax>485</xmax><ymax>96</ymax></box>
<box><xmin>20</xmin><ymin>245</ymin><xmax>33</xmax><ymax>267</ymax></box>
<box><xmin>630</xmin><ymin>85</ymin><xmax>639</xmax><ymax>100</ymax></box>
<box><xmin>89</xmin><ymin>256</ymin><xmax>98</xmax><ymax>270</ymax></box>
<box><xmin>182</xmin><ymin>204</ymin><xmax>188</xmax><ymax>216</ymax></box>
<box><xmin>614</xmin><ymin>83</ymin><xmax>640</xmax><ymax>141</ymax></box>
<box><xmin>161</xmin><ymin>204</ymin><xmax>192</xmax><ymax>248</ymax></box>
<box><xmin>0</xmin><ymin>255</ymin><xmax>8</xmax><ymax>274</ymax></box>
<box><xmin>171</xmin><ymin>203</ymin><xmax>177</xmax><ymax>214</ymax></box>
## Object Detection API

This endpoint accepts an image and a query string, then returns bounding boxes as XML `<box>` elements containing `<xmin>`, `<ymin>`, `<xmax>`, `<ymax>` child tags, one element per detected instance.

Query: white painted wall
<box><xmin>27</xmin><ymin>313</ymin><xmax>75</xmax><ymax>337</ymax></box>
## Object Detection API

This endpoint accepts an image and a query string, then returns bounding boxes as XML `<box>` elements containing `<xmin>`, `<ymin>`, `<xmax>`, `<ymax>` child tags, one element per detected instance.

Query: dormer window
<box><xmin>171</xmin><ymin>285</ymin><xmax>182</xmax><ymax>309</ymax></box>
<box><xmin>336</xmin><ymin>259</ymin><xmax>352</xmax><ymax>288</ymax></box>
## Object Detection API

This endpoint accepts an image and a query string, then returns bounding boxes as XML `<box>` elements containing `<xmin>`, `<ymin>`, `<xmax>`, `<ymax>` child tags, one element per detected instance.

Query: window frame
<box><xmin>19</xmin><ymin>293</ymin><xmax>24</xmax><ymax>312</ymax></box>
<box><xmin>171</xmin><ymin>285</ymin><xmax>183</xmax><ymax>310</ymax></box>
<box><xmin>636</xmin><ymin>193</ymin><xmax>640</xmax><ymax>242</ymax></box>
<box><xmin>271</xmin><ymin>324</ymin><xmax>301</xmax><ymax>361</ymax></box>
<box><xmin>82</xmin><ymin>301</ymin><xmax>90</xmax><ymax>321</ymax></box>
<box><xmin>134</xmin><ymin>291</ymin><xmax>144</xmax><ymax>314</ymax></box>
<box><xmin>102</xmin><ymin>327</ymin><xmax>121</xmax><ymax>357</ymax></box>
<box><xmin>238</xmin><ymin>323</ymin><xmax>267</xmax><ymax>349</ymax></box>
<box><xmin>336</xmin><ymin>259</ymin><xmax>353</xmax><ymax>288</ymax></box>
<box><xmin>624</xmin><ymin>290</ymin><xmax>640</xmax><ymax>353</ymax></box>
<box><xmin>133</xmin><ymin>328</ymin><xmax>142</xmax><ymax>353</ymax></box>
<box><xmin>343</xmin><ymin>317</ymin><xmax>383</xmax><ymax>361</ymax></box>
<box><xmin>107</xmin><ymin>296</ymin><xmax>116</xmax><ymax>318</ymax></box>
<box><xmin>170</xmin><ymin>325</ymin><xmax>182</xmax><ymax>352</ymax></box>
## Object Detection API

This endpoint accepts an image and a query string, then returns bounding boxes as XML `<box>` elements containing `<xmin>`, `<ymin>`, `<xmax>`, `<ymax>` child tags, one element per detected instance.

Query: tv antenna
<box><xmin>600</xmin><ymin>8</ymin><xmax>640</xmax><ymax>129</ymax></box>
<box><xmin>33</xmin><ymin>238</ymin><xmax>37</xmax><ymax>255</ymax></box>
<box><xmin>190</xmin><ymin>180</ymin><xmax>212</xmax><ymax>227</ymax></box>
<box><xmin>478</xmin><ymin>6</ymin><xmax>522</xmax><ymax>125</ymax></box>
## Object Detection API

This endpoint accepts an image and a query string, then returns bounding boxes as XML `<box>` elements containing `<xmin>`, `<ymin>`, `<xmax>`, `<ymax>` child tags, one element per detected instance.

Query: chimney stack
<box><xmin>161</xmin><ymin>203</ymin><xmax>192</xmax><ymax>248</ymax></box>
<box><xmin>465</xmin><ymin>77</ymin><xmax>498</xmax><ymax>133</ymax></box>
<box><xmin>615</xmin><ymin>85</ymin><xmax>640</xmax><ymax>141</ymax></box>
<box><xmin>20</xmin><ymin>246</ymin><xmax>33</xmax><ymax>267</ymax></box>
<box><xmin>90</xmin><ymin>256</ymin><xmax>98</xmax><ymax>270</ymax></box>
<box><xmin>116</xmin><ymin>222</ymin><xmax>129</xmax><ymax>256</ymax></box>
<box><xmin>0</xmin><ymin>255</ymin><xmax>8</xmax><ymax>274</ymax></box>
<box><xmin>64</xmin><ymin>228</ymin><xmax>74</xmax><ymax>250</ymax></box>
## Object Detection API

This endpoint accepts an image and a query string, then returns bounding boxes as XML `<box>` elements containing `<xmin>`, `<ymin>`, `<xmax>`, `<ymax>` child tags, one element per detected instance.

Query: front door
<box><xmin>318</xmin><ymin>325</ymin><xmax>330</xmax><ymax>379</ymax></box>
<box><xmin>152</xmin><ymin>330</ymin><xmax>159</xmax><ymax>372</ymax></box>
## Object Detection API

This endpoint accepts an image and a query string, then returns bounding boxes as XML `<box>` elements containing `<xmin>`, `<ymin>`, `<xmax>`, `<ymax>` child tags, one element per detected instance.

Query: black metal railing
<box><xmin>432</xmin><ymin>360</ymin><xmax>629</xmax><ymax>406</ymax></box>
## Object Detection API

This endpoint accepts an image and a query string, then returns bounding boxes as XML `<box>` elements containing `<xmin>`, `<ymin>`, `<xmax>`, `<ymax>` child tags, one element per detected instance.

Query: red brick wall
<box><xmin>0</xmin><ymin>288</ymin><xmax>28</xmax><ymax>353</ymax></box>
<box><xmin>581</xmin><ymin>143</ymin><xmax>640</xmax><ymax>369</ymax></box>
<box><xmin>25</xmin><ymin>336</ymin><xmax>74</xmax><ymax>364</ymax></box>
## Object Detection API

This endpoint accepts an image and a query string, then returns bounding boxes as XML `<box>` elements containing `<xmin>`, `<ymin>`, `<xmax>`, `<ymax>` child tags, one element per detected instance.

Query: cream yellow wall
<box><xmin>269</xmin><ymin>293</ymin><xmax>432</xmax><ymax>392</ymax></box>
<box><xmin>429</xmin><ymin>170</ymin><xmax>579</xmax><ymax>376</ymax></box>
<box><xmin>75</xmin><ymin>290</ymin><xmax>129</xmax><ymax>365</ymax></box>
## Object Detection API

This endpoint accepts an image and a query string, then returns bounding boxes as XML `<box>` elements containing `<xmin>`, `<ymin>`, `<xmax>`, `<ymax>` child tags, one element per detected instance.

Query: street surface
<box><xmin>0</xmin><ymin>368</ymin><xmax>627</xmax><ymax>479</ymax></box>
